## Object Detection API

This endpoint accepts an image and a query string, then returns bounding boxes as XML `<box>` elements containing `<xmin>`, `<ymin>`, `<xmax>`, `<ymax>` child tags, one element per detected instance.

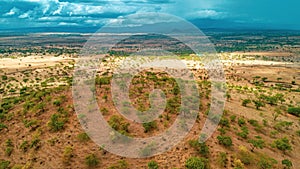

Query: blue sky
<box><xmin>0</xmin><ymin>0</ymin><xmax>299</xmax><ymax>30</ymax></box>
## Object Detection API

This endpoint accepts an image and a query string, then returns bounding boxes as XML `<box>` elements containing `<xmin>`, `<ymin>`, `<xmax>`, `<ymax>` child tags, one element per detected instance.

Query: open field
<box><xmin>0</xmin><ymin>31</ymin><xmax>299</xmax><ymax>169</ymax></box>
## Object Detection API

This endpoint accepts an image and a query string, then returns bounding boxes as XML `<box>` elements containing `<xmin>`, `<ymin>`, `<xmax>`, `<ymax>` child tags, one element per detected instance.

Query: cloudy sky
<box><xmin>0</xmin><ymin>0</ymin><xmax>299</xmax><ymax>30</ymax></box>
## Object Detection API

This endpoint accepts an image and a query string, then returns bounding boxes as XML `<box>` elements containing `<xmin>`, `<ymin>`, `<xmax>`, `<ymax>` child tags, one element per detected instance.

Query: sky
<box><xmin>0</xmin><ymin>0</ymin><xmax>299</xmax><ymax>30</ymax></box>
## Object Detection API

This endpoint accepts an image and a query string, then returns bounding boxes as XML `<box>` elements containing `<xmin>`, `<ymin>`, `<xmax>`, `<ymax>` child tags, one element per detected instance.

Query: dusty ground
<box><xmin>0</xmin><ymin>52</ymin><xmax>299</xmax><ymax>169</ymax></box>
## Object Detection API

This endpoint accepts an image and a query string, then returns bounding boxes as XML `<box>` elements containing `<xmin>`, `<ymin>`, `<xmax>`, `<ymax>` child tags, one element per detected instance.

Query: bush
<box><xmin>257</xmin><ymin>157</ymin><xmax>277</xmax><ymax>169</ymax></box>
<box><xmin>219</xmin><ymin>118</ymin><xmax>230</xmax><ymax>128</ymax></box>
<box><xmin>108</xmin><ymin>160</ymin><xmax>129</xmax><ymax>169</ymax></box>
<box><xmin>242</xmin><ymin>99</ymin><xmax>251</xmax><ymax>107</ymax></box>
<box><xmin>77</xmin><ymin>132</ymin><xmax>90</xmax><ymax>142</ymax></box>
<box><xmin>142</xmin><ymin>121</ymin><xmax>157</xmax><ymax>133</ymax></box>
<box><xmin>237</xmin><ymin>146</ymin><xmax>254</xmax><ymax>165</ymax></box>
<box><xmin>217</xmin><ymin>135</ymin><xmax>233</xmax><ymax>147</ymax></box>
<box><xmin>20</xmin><ymin>140</ymin><xmax>29</xmax><ymax>152</ymax></box>
<box><xmin>53</xmin><ymin>99</ymin><xmax>62</xmax><ymax>106</ymax></box>
<box><xmin>282</xmin><ymin>159</ymin><xmax>292</xmax><ymax>169</ymax></box>
<box><xmin>238</xmin><ymin>118</ymin><xmax>246</xmax><ymax>126</ymax></box>
<box><xmin>217</xmin><ymin>152</ymin><xmax>227</xmax><ymax>168</ymax></box>
<box><xmin>62</xmin><ymin>146</ymin><xmax>73</xmax><ymax>165</ymax></box>
<box><xmin>148</xmin><ymin>160</ymin><xmax>159</xmax><ymax>169</ymax></box>
<box><xmin>108</xmin><ymin>115</ymin><xmax>130</xmax><ymax>134</ymax></box>
<box><xmin>248</xmin><ymin>137</ymin><xmax>265</xmax><ymax>151</ymax></box>
<box><xmin>287</xmin><ymin>107</ymin><xmax>300</xmax><ymax>117</ymax></box>
<box><xmin>48</xmin><ymin>113</ymin><xmax>66</xmax><ymax>131</ymax></box>
<box><xmin>0</xmin><ymin>160</ymin><xmax>10</xmax><ymax>169</ymax></box>
<box><xmin>273</xmin><ymin>137</ymin><xmax>292</xmax><ymax>153</ymax></box>
<box><xmin>5</xmin><ymin>139</ymin><xmax>13</xmax><ymax>156</ymax></box>
<box><xmin>188</xmin><ymin>140</ymin><xmax>209</xmax><ymax>157</ymax></box>
<box><xmin>85</xmin><ymin>154</ymin><xmax>99</xmax><ymax>167</ymax></box>
<box><xmin>237</xmin><ymin>126</ymin><xmax>249</xmax><ymax>139</ymax></box>
<box><xmin>0</xmin><ymin>123</ymin><xmax>8</xmax><ymax>131</ymax></box>
<box><xmin>185</xmin><ymin>157</ymin><xmax>208</xmax><ymax>169</ymax></box>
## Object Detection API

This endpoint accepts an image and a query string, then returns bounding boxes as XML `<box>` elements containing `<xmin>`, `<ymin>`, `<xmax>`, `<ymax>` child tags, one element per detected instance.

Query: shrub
<box><xmin>147</xmin><ymin>160</ymin><xmax>159</xmax><ymax>169</ymax></box>
<box><xmin>53</xmin><ymin>99</ymin><xmax>62</xmax><ymax>106</ymax></box>
<box><xmin>108</xmin><ymin>160</ymin><xmax>129</xmax><ymax>169</ymax></box>
<box><xmin>237</xmin><ymin>126</ymin><xmax>249</xmax><ymax>139</ymax></box>
<box><xmin>142</xmin><ymin>121</ymin><xmax>157</xmax><ymax>133</ymax></box>
<box><xmin>257</xmin><ymin>157</ymin><xmax>277</xmax><ymax>169</ymax></box>
<box><xmin>217</xmin><ymin>152</ymin><xmax>227</xmax><ymax>168</ymax></box>
<box><xmin>108</xmin><ymin>115</ymin><xmax>130</xmax><ymax>134</ymax></box>
<box><xmin>0</xmin><ymin>123</ymin><xmax>8</xmax><ymax>131</ymax></box>
<box><xmin>248</xmin><ymin>137</ymin><xmax>265</xmax><ymax>151</ymax></box>
<box><xmin>238</xmin><ymin>118</ymin><xmax>246</xmax><ymax>126</ymax></box>
<box><xmin>287</xmin><ymin>107</ymin><xmax>300</xmax><ymax>117</ymax></box>
<box><xmin>1</xmin><ymin>75</ymin><xmax>8</xmax><ymax>81</ymax></box>
<box><xmin>0</xmin><ymin>160</ymin><xmax>10</xmax><ymax>169</ymax></box>
<box><xmin>77</xmin><ymin>132</ymin><xmax>90</xmax><ymax>142</ymax></box>
<box><xmin>48</xmin><ymin>113</ymin><xmax>66</xmax><ymax>131</ymax></box>
<box><xmin>62</xmin><ymin>146</ymin><xmax>73</xmax><ymax>165</ymax></box>
<box><xmin>19</xmin><ymin>140</ymin><xmax>29</xmax><ymax>152</ymax></box>
<box><xmin>282</xmin><ymin>159</ymin><xmax>292</xmax><ymax>169</ymax></box>
<box><xmin>273</xmin><ymin>137</ymin><xmax>292</xmax><ymax>153</ymax></box>
<box><xmin>253</xmin><ymin>100</ymin><xmax>264</xmax><ymax>110</ymax></box>
<box><xmin>188</xmin><ymin>140</ymin><xmax>209</xmax><ymax>157</ymax></box>
<box><xmin>242</xmin><ymin>99</ymin><xmax>251</xmax><ymax>107</ymax></box>
<box><xmin>85</xmin><ymin>154</ymin><xmax>99</xmax><ymax>167</ymax></box>
<box><xmin>5</xmin><ymin>139</ymin><xmax>13</xmax><ymax>156</ymax></box>
<box><xmin>237</xmin><ymin>146</ymin><xmax>254</xmax><ymax>165</ymax></box>
<box><xmin>217</xmin><ymin>135</ymin><xmax>233</xmax><ymax>147</ymax></box>
<box><xmin>230</xmin><ymin>115</ymin><xmax>236</xmax><ymax>122</ymax></box>
<box><xmin>296</xmin><ymin>130</ymin><xmax>300</xmax><ymax>136</ymax></box>
<box><xmin>219</xmin><ymin>118</ymin><xmax>230</xmax><ymax>128</ymax></box>
<box><xmin>185</xmin><ymin>157</ymin><xmax>208</xmax><ymax>169</ymax></box>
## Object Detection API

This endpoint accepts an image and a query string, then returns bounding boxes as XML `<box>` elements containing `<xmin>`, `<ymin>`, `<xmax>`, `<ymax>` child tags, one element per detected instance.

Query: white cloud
<box><xmin>58</xmin><ymin>22</ymin><xmax>79</xmax><ymax>26</ymax></box>
<box><xmin>187</xmin><ymin>10</ymin><xmax>226</xmax><ymax>19</ymax></box>
<box><xmin>3</xmin><ymin>7</ymin><xmax>20</xmax><ymax>16</ymax></box>
<box><xmin>19</xmin><ymin>11</ymin><xmax>32</xmax><ymax>19</ymax></box>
